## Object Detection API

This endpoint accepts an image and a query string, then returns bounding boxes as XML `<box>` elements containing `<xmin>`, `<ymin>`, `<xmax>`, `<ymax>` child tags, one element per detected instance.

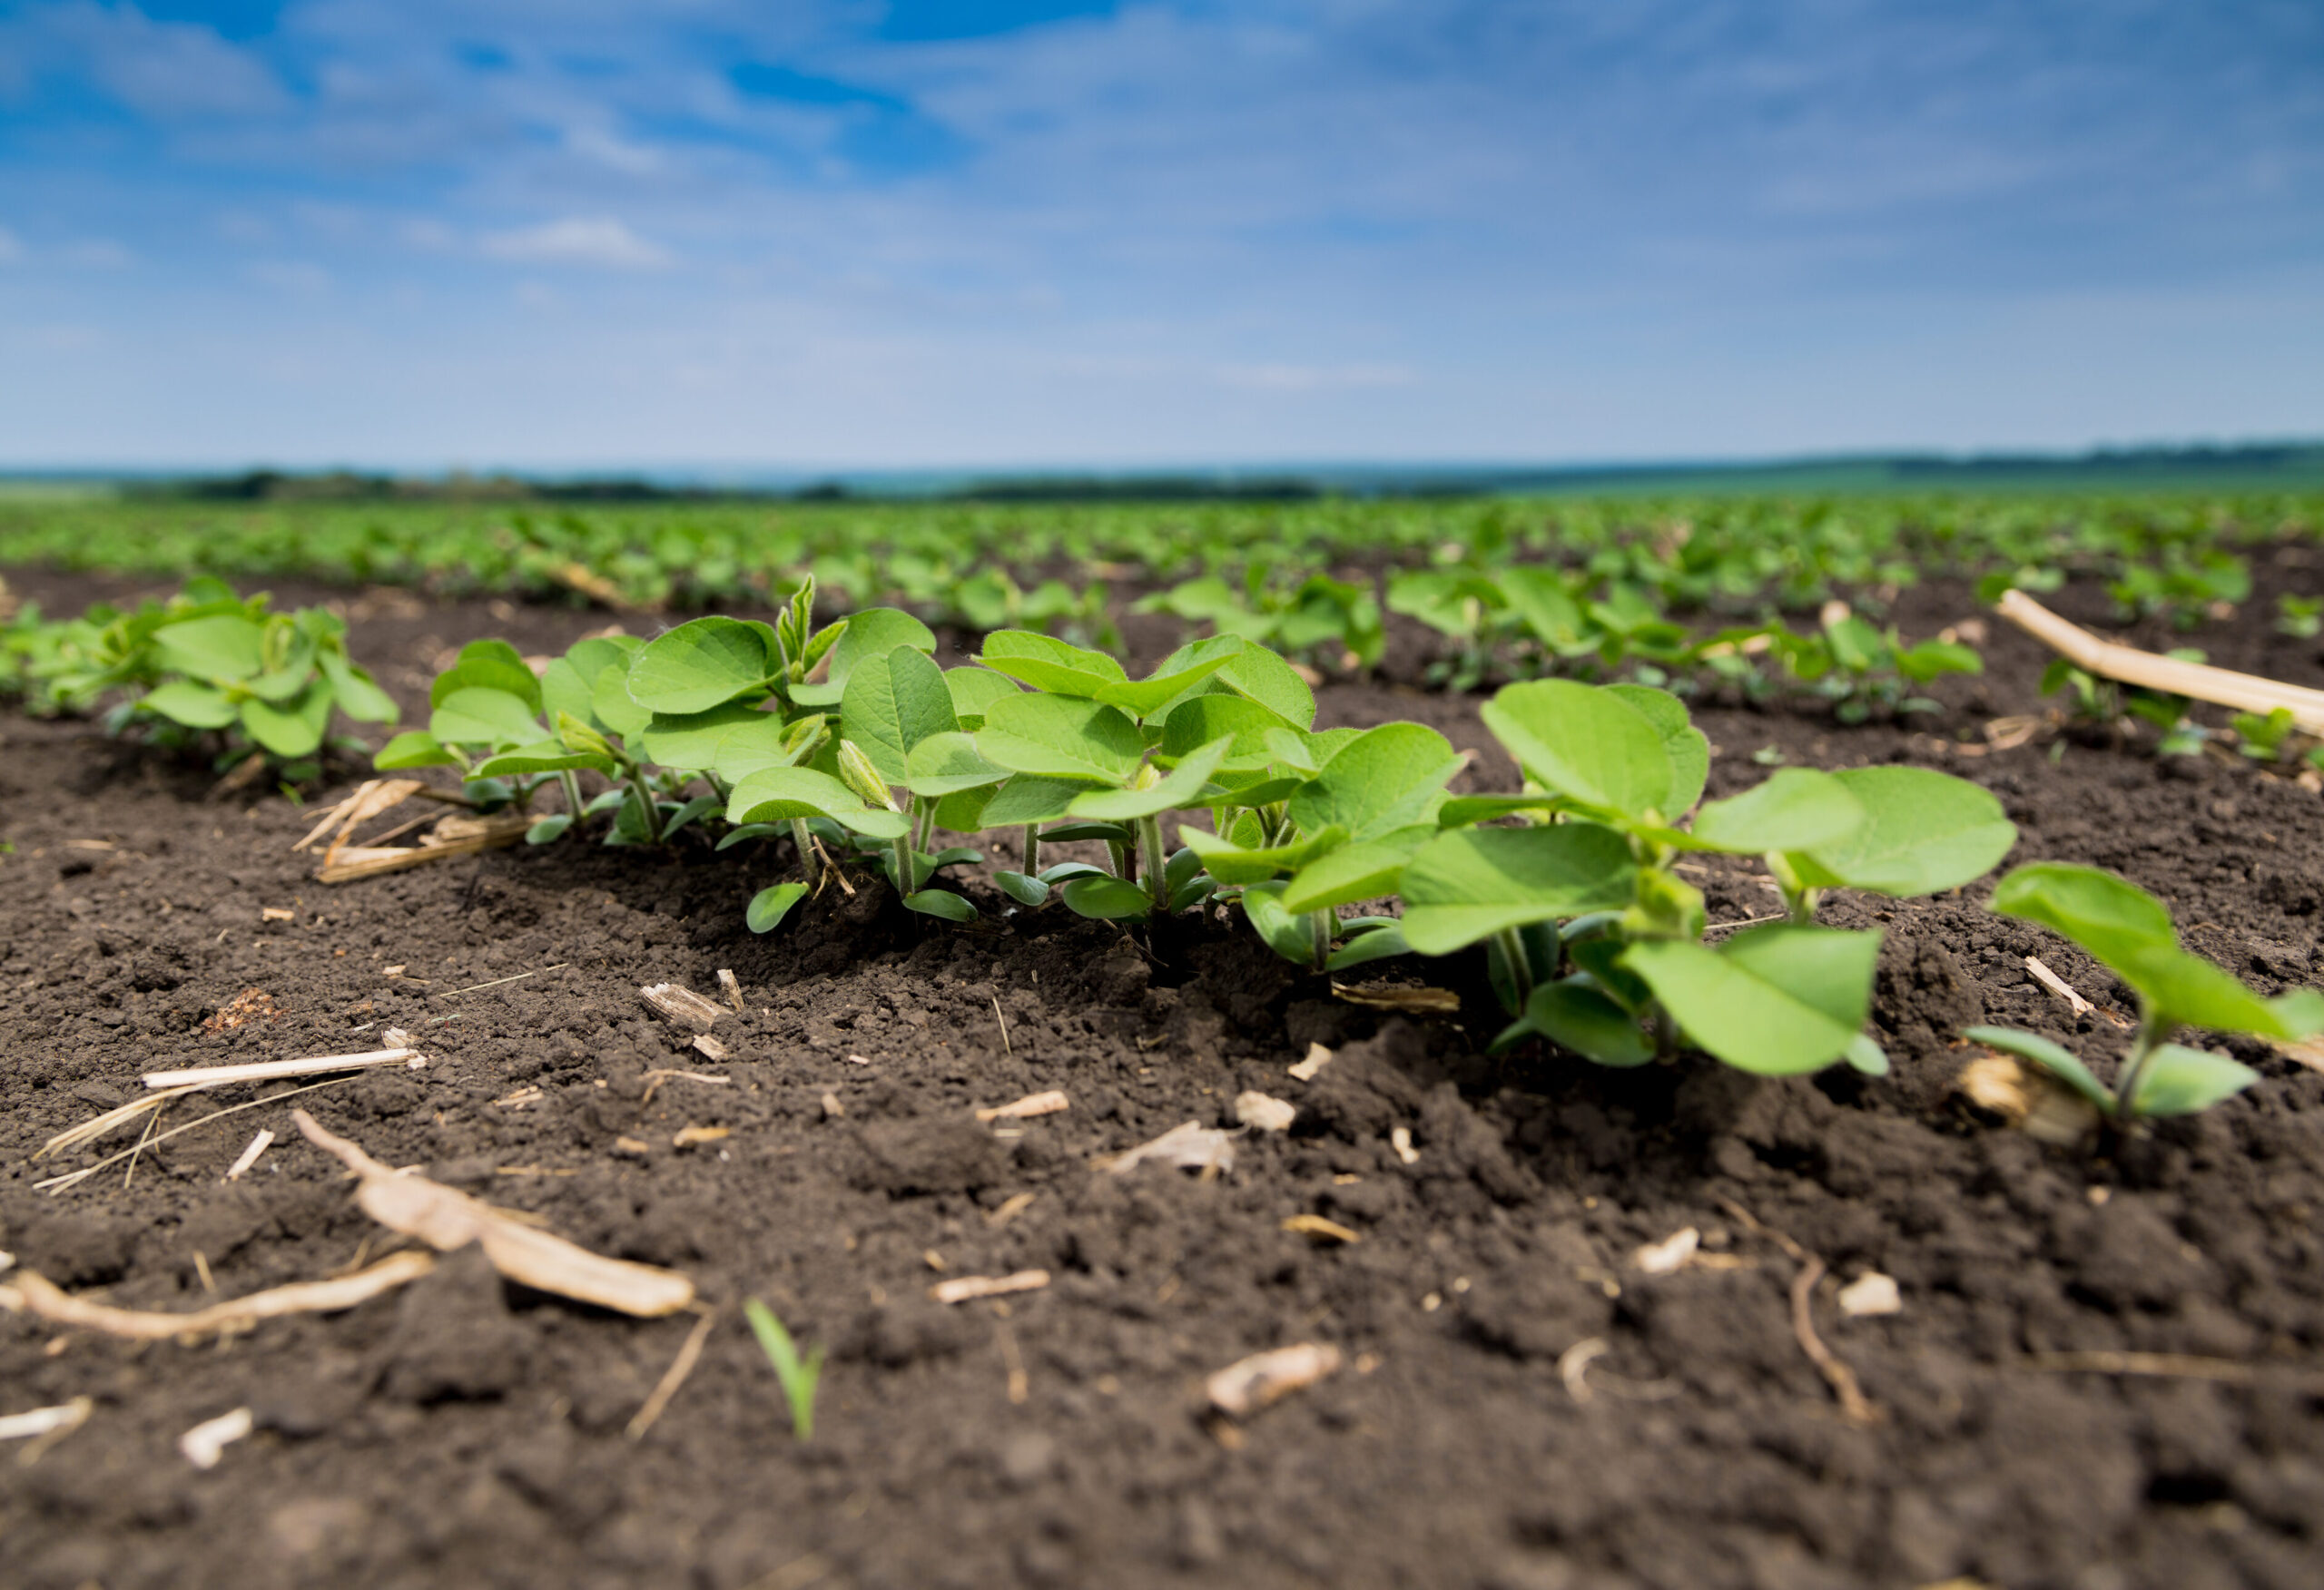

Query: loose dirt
<box><xmin>3</xmin><ymin>567</ymin><xmax>2322</xmax><ymax>1590</ymax></box>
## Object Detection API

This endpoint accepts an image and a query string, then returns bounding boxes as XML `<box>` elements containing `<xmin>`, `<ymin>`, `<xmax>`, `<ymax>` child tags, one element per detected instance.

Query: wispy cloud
<box><xmin>479</xmin><ymin>217</ymin><xmax>673</xmax><ymax>270</ymax></box>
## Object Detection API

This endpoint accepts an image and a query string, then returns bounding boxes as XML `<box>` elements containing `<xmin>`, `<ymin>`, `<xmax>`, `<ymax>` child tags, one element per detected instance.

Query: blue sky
<box><xmin>1</xmin><ymin>1</ymin><xmax>2319</xmax><ymax>470</ymax></box>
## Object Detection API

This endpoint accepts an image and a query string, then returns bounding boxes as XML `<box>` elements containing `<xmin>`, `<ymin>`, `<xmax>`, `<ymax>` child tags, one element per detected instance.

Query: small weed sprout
<box><xmin>743</xmin><ymin>1298</ymin><xmax>825</xmax><ymax>1442</ymax></box>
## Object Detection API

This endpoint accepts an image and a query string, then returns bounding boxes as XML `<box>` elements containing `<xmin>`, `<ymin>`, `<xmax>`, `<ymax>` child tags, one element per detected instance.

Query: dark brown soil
<box><xmin>4</xmin><ymin>567</ymin><xmax>2324</xmax><ymax>1590</ymax></box>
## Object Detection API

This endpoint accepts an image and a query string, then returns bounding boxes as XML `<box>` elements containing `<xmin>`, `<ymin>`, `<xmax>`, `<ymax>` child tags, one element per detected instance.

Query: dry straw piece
<box><xmin>975</xmin><ymin>1090</ymin><xmax>1068</xmax><ymax>1123</ymax></box>
<box><xmin>1206</xmin><ymin>1343</ymin><xmax>1343</xmax><ymax>1418</ymax></box>
<box><xmin>1234</xmin><ymin>1091</ymin><xmax>1296</xmax><ymax>1132</ymax></box>
<box><xmin>290</xmin><ymin>1111</ymin><xmax>696</xmax><ymax>1317</ymax></box>
<box><xmin>931</xmin><ymin>1270</ymin><xmax>1051</xmax><ymax>1305</ymax></box>
<box><xmin>1997</xmin><ymin>589</ymin><xmax>2324</xmax><ymax>734</ymax></box>
<box><xmin>299</xmin><ymin>778</ymin><xmax>532</xmax><ymax>882</ymax></box>
<box><xmin>1100</xmin><ymin>1120</ymin><xmax>1238</xmax><ymax>1177</ymax></box>
<box><xmin>0</xmin><ymin>1251</ymin><xmax>436</xmax><ymax>1340</ymax></box>
<box><xmin>1330</xmin><ymin>981</ymin><xmax>1460</xmax><ymax>1014</ymax></box>
<box><xmin>640</xmin><ymin>983</ymin><xmax>725</xmax><ymax>1031</ymax></box>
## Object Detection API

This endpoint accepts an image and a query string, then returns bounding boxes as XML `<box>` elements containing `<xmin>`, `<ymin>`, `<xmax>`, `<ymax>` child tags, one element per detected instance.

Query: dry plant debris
<box><xmin>931</xmin><ymin>1270</ymin><xmax>1050</xmax><ymax>1305</ymax></box>
<box><xmin>692</xmin><ymin>1033</ymin><xmax>729</xmax><ymax>1062</ymax></box>
<box><xmin>1632</xmin><ymin>1228</ymin><xmax>1700</xmax><ymax>1275</ymax></box>
<box><xmin>179</xmin><ymin>1408</ymin><xmax>254</xmax><ymax>1470</ymax></box>
<box><xmin>223</xmin><ymin>1128</ymin><xmax>274</xmax><ymax>1182</ymax></box>
<box><xmin>290</xmin><ymin>1111</ymin><xmax>695</xmax><ymax>1317</ymax></box>
<box><xmin>1282</xmin><ymin>1214</ymin><xmax>1361</xmax><ymax>1244</ymax></box>
<box><xmin>1837</xmin><ymin>1272</ymin><xmax>1904</xmax><ymax>1318</ymax></box>
<box><xmin>1099</xmin><ymin>1120</ymin><xmax>1237</xmax><ymax>1177</ymax></box>
<box><xmin>2024</xmin><ymin>956</ymin><xmax>2095</xmax><ymax>1016</ymax></box>
<box><xmin>202</xmin><ymin>988</ymin><xmax>280</xmax><ymax>1033</ymax></box>
<box><xmin>1287</xmin><ymin>1042</ymin><xmax>1334</xmax><ymax>1082</ymax></box>
<box><xmin>976</xmin><ymin>1090</ymin><xmax>1068</xmax><ymax>1123</ymax></box>
<box><xmin>715</xmin><ymin>968</ymin><xmax>744</xmax><ymax>1011</ymax></box>
<box><xmin>1234</xmin><ymin>1091</ymin><xmax>1296</xmax><ymax>1132</ymax></box>
<box><xmin>1998</xmin><ymin>589</ymin><xmax>2324</xmax><ymax>733</ymax></box>
<box><xmin>671</xmin><ymin>1125</ymin><xmax>730</xmax><ymax>1148</ymax></box>
<box><xmin>143</xmin><ymin>1046</ymin><xmax>421</xmax><ymax>1092</ymax></box>
<box><xmin>1329</xmin><ymin>981</ymin><xmax>1460</xmax><ymax>1015</ymax></box>
<box><xmin>1206</xmin><ymin>1343</ymin><xmax>1343</xmax><ymax>1418</ymax></box>
<box><xmin>1390</xmin><ymin>1126</ymin><xmax>1420</xmax><ymax>1164</ymax></box>
<box><xmin>1719</xmin><ymin>1199</ymin><xmax>1881</xmax><ymax>1426</ymax></box>
<box><xmin>0</xmin><ymin>1399</ymin><xmax>93</xmax><ymax>1446</ymax></box>
<box><xmin>1955</xmin><ymin>1051</ymin><xmax>2102</xmax><ymax>1146</ymax></box>
<box><xmin>640</xmin><ymin>983</ymin><xmax>724</xmax><ymax>1031</ymax></box>
<box><xmin>0</xmin><ymin>1251</ymin><xmax>436</xmax><ymax>1340</ymax></box>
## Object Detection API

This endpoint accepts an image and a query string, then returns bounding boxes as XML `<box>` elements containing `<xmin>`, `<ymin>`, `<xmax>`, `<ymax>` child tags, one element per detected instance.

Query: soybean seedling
<box><xmin>1970</xmin><ymin>863</ymin><xmax>2324</xmax><ymax>1126</ymax></box>
<box><xmin>743</xmin><ymin>1298</ymin><xmax>825</xmax><ymax>1441</ymax></box>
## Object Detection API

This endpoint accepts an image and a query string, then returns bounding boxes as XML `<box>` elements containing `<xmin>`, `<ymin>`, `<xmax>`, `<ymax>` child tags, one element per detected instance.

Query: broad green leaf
<box><xmin>1179</xmin><ymin>823</ymin><xmax>1347</xmax><ymax>885</ymax></box>
<box><xmin>626</xmin><ymin>617</ymin><xmax>775</xmax><ymax>714</ymax></box>
<box><xmin>1092</xmin><ymin>634</ymin><xmax>1243</xmax><ymax>719</ymax></box>
<box><xmin>153</xmin><ymin>613</ymin><xmax>265</xmax><ymax>682</ymax></box>
<box><xmin>787</xmin><ymin>608</ymin><xmax>938</xmax><ymax>708</ymax></box>
<box><xmin>1965</xmin><ymin>1025</ymin><xmax>2116</xmax><ymax>1113</ymax></box>
<box><xmin>1062</xmin><ymin>875</ymin><xmax>1151</xmax><ymax>920</ymax></box>
<box><xmin>2131</xmin><ymin>1044</ymin><xmax>2260</xmax><ymax>1116</ymax></box>
<box><xmin>642</xmin><ymin>701</ymin><xmax>785</xmax><ymax>772</ymax></box>
<box><xmin>1481</xmin><ymin>680</ymin><xmax>1674</xmax><ymax>821</ymax></box>
<box><xmin>1794</xmin><ymin>768</ymin><xmax>2016</xmax><ymax>898</ymax></box>
<box><xmin>979</xmin><ymin>774</ymin><xmax>1089</xmax><ymax>827</ymax></box>
<box><xmin>1623</xmin><ymin>925</ymin><xmax>1882</xmax><ymax>1075</ymax></box>
<box><xmin>526</xmin><ymin>815</ymin><xmax>573</xmax><ymax>845</ymax></box>
<box><xmin>994</xmin><ymin>871</ymin><xmax>1049</xmax><ymax>907</ymax></box>
<box><xmin>430</xmin><ymin>686</ymin><xmax>542</xmax><ymax>748</ymax></box>
<box><xmin>429</xmin><ymin>638</ymin><xmax>541</xmax><ymax>712</ymax></box>
<box><xmin>931</xmin><ymin>786</ymin><xmax>996</xmax><ymax>833</ymax></box>
<box><xmin>2116</xmin><ymin>946</ymin><xmax>2324</xmax><ymax>1038</ymax></box>
<box><xmin>240</xmin><ymin>683</ymin><xmax>331</xmax><ymax>759</ymax></box>
<box><xmin>1845</xmin><ymin>1034</ymin><xmax>1891</xmax><ymax>1076</ymax></box>
<box><xmin>1278</xmin><ymin>827</ymin><xmax>1435</xmax><ymax>913</ymax></box>
<box><xmin>1690</xmin><ymin>768</ymin><xmax>1865</xmax><ymax>856</ymax></box>
<box><xmin>1398</xmin><ymin>822</ymin><xmax>1638</xmax><ymax>955</ymax></box>
<box><xmin>590</xmin><ymin>662</ymin><xmax>653</xmax><ymax>737</ymax></box>
<box><xmin>1159</xmin><ymin>693</ymin><xmax>1290</xmax><ymax>764</ymax></box>
<box><xmin>976</xmin><ymin>693</ymin><xmax>1144</xmax><ymax>784</ymax></box>
<box><xmin>374</xmin><ymin>730</ymin><xmax>458</xmax><ymax>769</ymax></box>
<box><xmin>1327</xmin><ymin>920</ymin><xmax>1411</xmax><ymax>971</ymax></box>
<box><xmin>1240</xmin><ymin>881</ymin><xmax>1319</xmax><ymax>963</ymax></box>
<box><xmin>474</xmin><ymin>740</ymin><xmax>613</xmax><ymax>777</ymax></box>
<box><xmin>1437</xmin><ymin>793</ymin><xmax>1562</xmax><ymax>827</ymax></box>
<box><xmin>1068</xmin><ymin>736</ymin><xmax>1233</xmax><ymax>820</ymax></box>
<box><xmin>747</xmin><ymin>882</ymin><xmax>810</xmax><ymax>934</ymax></box>
<box><xmin>710</xmin><ymin>717</ymin><xmax>818</xmax><ymax>782</ymax></box>
<box><xmin>1498</xmin><ymin>566</ymin><xmax>1588</xmax><ymax>647</ymax></box>
<box><xmin>1206</xmin><ymin>643</ymin><xmax>1316</xmax><ymax>729</ymax></box>
<box><xmin>727</xmin><ymin>766</ymin><xmax>909</xmax><ymax>839</ymax></box>
<box><xmin>1035</xmin><ymin>821</ymin><xmax>1131</xmax><ymax>845</ymax></box>
<box><xmin>539</xmin><ymin>656</ymin><xmax>596</xmax><ymax>726</ymax></box>
<box><xmin>903</xmin><ymin>889</ymin><xmax>978</xmax><ymax>922</ymax></box>
<box><xmin>1989</xmin><ymin>862</ymin><xmax>2176</xmax><ymax>971</ymax></box>
<box><xmin>1291</xmin><ymin>723</ymin><xmax>1461</xmax><ymax>839</ymax></box>
<box><xmin>1605</xmin><ymin>683</ymin><xmax>1709</xmax><ymax>815</ymax></box>
<box><xmin>974</xmin><ymin>630</ymin><xmax>1127</xmax><ymax>697</ymax></box>
<box><xmin>905</xmin><ymin>731</ymin><xmax>1010</xmax><ymax>796</ymax></box>
<box><xmin>317</xmin><ymin>651</ymin><xmax>399</xmax><ymax>723</ymax></box>
<box><xmin>1523</xmin><ymin>977</ymin><xmax>1656</xmax><ymax>1067</ymax></box>
<box><xmin>142</xmin><ymin>679</ymin><xmax>238</xmax><ymax>729</ymax></box>
<box><xmin>842</xmin><ymin>644</ymin><xmax>957</xmax><ymax>785</ymax></box>
<box><xmin>944</xmin><ymin>667</ymin><xmax>1020</xmax><ymax>726</ymax></box>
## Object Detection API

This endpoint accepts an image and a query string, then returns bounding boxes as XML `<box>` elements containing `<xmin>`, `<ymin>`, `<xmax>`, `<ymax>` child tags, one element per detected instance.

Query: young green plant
<box><xmin>743</xmin><ymin>1297</ymin><xmax>825</xmax><ymax>1441</ymax></box>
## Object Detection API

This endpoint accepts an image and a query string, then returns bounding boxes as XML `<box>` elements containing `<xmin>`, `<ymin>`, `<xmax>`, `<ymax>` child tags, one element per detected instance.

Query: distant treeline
<box><xmin>92</xmin><ymin>441</ymin><xmax>2324</xmax><ymax>505</ymax></box>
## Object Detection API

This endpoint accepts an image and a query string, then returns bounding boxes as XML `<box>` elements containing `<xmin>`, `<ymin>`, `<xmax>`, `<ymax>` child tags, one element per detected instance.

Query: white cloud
<box><xmin>480</xmin><ymin>217</ymin><xmax>673</xmax><ymax>270</ymax></box>
<box><xmin>42</xmin><ymin>0</ymin><xmax>290</xmax><ymax>119</ymax></box>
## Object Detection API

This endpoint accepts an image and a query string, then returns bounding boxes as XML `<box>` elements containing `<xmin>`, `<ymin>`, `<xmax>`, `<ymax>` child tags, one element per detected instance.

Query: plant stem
<box><xmin>791</xmin><ymin>819</ymin><xmax>821</xmax><ymax>888</ymax></box>
<box><xmin>1308</xmin><ymin>909</ymin><xmax>1334</xmax><ymax>972</ymax></box>
<box><xmin>1021</xmin><ymin>824</ymin><xmax>1040</xmax><ymax>877</ymax></box>
<box><xmin>1137</xmin><ymin>816</ymin><xmax>1170</xmax><ymax>910</ymax></box>
<box><xmin>1493</xmin><ymin>927</ymin><xmax>1536</xmax><ymax>1009</ymax></box>
<box><xmin>1107</xmin><ymin>838</ymin><xmax>1131</xmax><ymax>881</ymax></box>
<box><xmin>558</xmin><ymin>770</ymin><xmax>585</xmax><ymax>823</ymax></box>
<box><xmin>2112</xmin><ymin>1006</ymin><xmax>2168</xmax><ymax>1124</ymax></box>
<box><xmin>626</xmin><ymin>765</ymin><xmax>663</xmax><ymax>842</ymax></box>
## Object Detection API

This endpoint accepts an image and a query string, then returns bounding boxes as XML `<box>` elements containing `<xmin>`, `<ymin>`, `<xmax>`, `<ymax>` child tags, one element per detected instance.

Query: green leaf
<box><xmin>715</xmin><ymin>823</ymin><xmax>782</xmax><ymax>850</ymax></box>
<box><xmin>2130</xmin><ymin>1044</ymin><xmax>2260</xmax><ymax>1116</ymax></box>
<box><xmin>706</xmin><ymin>716</ymin><xmax>820</xmax><ymax>782</ymax></box>
<box><xmin>1794</xmin><ymin>768</ymin><xmax>2017</xmax><ymax>898</ymax></box>
<box><xmin>1498</xmin><ymin>566</ymin><xmax>1588</xmax><ymax>646</ymax></box>
<box><xmin>973</xmin><ymin>630</ymin><xmax>1128</xmax><ymax>697</ymax></box>
<box><xmin>1289</xmin><ymin>722</ymin><xmax>1461</xmax><ymax>840</ymax></box>
<box><xmin>1844</xmin><ymin>1034</ymin><xmax>1891</xmax><ymax>1076</ymax></box>
<box><xmin>747</xmin><ymin>882</ymin><xmax>810</xmax><ymax>934</ymax></box>
<box><xmin>1040</xmin><ymin>821</ymin><xmax>1133</xmax><ymax>845</ymax></box>
<box><xmin>993</xmin><ymin>870</ymin><xmax>1049</xmax><ymax>907</ymax></box>
<box><xmin>590</xmin><ymin>662</ymin><xmax>653</xmax><ymax>738</ymax></box>
<box><xmin>239</xmin><ymin>683</ymin><xmax>331</xmax><ymax>759</ymax></box>
<box><xmin>1062</xmin><ymin>875</ymin><xmax>1151</xmax><ymax>920</ymax></box>
<box><xmin>1690</xmin><ymin>768</ymin><xmax>1865</xmax><ymax>855</ymax></box>
<box><xmin>1091</xmin><ymin>634</ymin><xmax>1243</xmax><ymax>719</ymax></box>
<box><xmin>642</xmin><ymin>701</ymin><xmax>785</xmax><ymax>773</ymax></box>
<box><xmin>1326</xmin><ymin>921</ymin><xmax>1410</xmax><ymax>971</ymax></box>
<box><xmin>1204</xmin><ymin>643</ymin><xmax>1316</xmax><ymax>729</ymax></box>
<box><xmin>430</xmin><ymin>686</ymin><xmax>543</xmax><ymax>749</ymax></box>
<box><xmin>1436</xmin><ymin>793</ymin><xmax>1562</xmax><ymax>827</ymax></box>
<box><xmin>473</xmin><ymin>740</ymin><xmax>614</xmax><ymax>777</ymax></box>
<box><xmin>317</xmin><ymin>651</ymin><xmax>399</xmax><ymax>724</ymax></box>
<box><xmin>1278</xmin><ymin>827</ymin><xmax>1434</xmax><ymax>913</ymax></box>
<box><xmin>1240</xmin><ymin>880</ymin><xmax>1318</xmax><ymax>963</ymax></box>
<box><xmin>903</xmin><ymin>889</ymin><xmax>978</xmax><ymax>922</ymax></box>
<box><xmin>1481</xmin><ymin>680</ymin><xmax>1675</xmax><ymax>821</ymax></box>
<box><xmin>1522</xmin><ymin>977</ymin><xmax>1656</xmax><ymax>1067</ymax></box>
<box><xmin>1158</xmin><ymin>693</ymin><xmax>1290</xmax><ymax>764</ymax></box>
<box><xmin>905</xmin><ymin>731</ymin><xmax>1011</xmax><ymax>796</ymax></box>
<box><xmin>726</xmin><ymin>766</ymin><xmax>909</xmax><ymax>839</ymax></box>
<box><xmin>2116</xmin><ymin>945</ymin><xmax>2324</xmax><ymax>1038</ymax></box>
<box><xmin>1989</xmin><ymin>862</ymin><xmax>2176</xmax><ymax>971</ymax></box>
<box><xmin>842</xmin><ymin>645</ymin><xmax>957</xmax><ymax>785</ymax></box>
<box><xmin>141</xmin><ymin>679</ymin><xmax>238</xmax><ymax>729</ymax></box>
<box><xmin>429</xmin><ymin>638</ymin><xmax>541</xmax><ymax>712</ymax></box>
<box><xmin>1398</xmin><ymin>822</ymin><xmax>1638</xmax><ymax>955</ymax></box>
<box><xmin>153</xmin><ymin>613</ymin><xmax>265</xmax><ymax>682</ymax></box>
<box><xmin>944</xmin><ymin>667</ymin><xmax>1020</xmax><ymax>727</ymax></box>
<box><xmin>1965</xmin><ymin>1025</ymin><xmax>2115</xmax><ymax>1113</ymax></box>
<box><xmin>526</xmin><ymin>815</ymin><xmax>573</xmax><ymax>845</ymax></box>
<box><xmin>1622</xmin><ymin>924</ymin><xmax>1882</xmax><ymax>1075</ymax></box>
<box><xmin>978</xmin><ymin>774</ymin><xmax>1089</xmax><ymax>828</ymax></box>
<box><xmin>625</xmin><ymin>617</ymin><xmax>775</xmax><ymax>715</ymax></box>
<box><xmin>1067</xmin><ymin>736</ymin><xmax>1233</xmax><ymax>820</ymax></box>
<box><xmin>976</xmin><ymin>693</ymin><xmax>1144</xmax><ymax>784</ymax></box>
<box><xmin>1179</xmin><ymin>823</ymin><xmax>1346</xmax><ymax>885</ymax></box>
<box><xmin>661</xmin><ymin>795</ymin><xmax>721</xmax><ymax>840</ymax></box>
<box><xmin>374</xmin><ymin>730</ymin><xmax>458</xmax><ymax>769</ymax></box>
<box><xmin>1605</xmin><ymin>683</ymin><xmax>1709</xmax><ymax>816</ymax></box>
<box><xmin>788</xmin><ymin>609</ymin><xmax>937</xmax><ymax>708</ymax></box>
